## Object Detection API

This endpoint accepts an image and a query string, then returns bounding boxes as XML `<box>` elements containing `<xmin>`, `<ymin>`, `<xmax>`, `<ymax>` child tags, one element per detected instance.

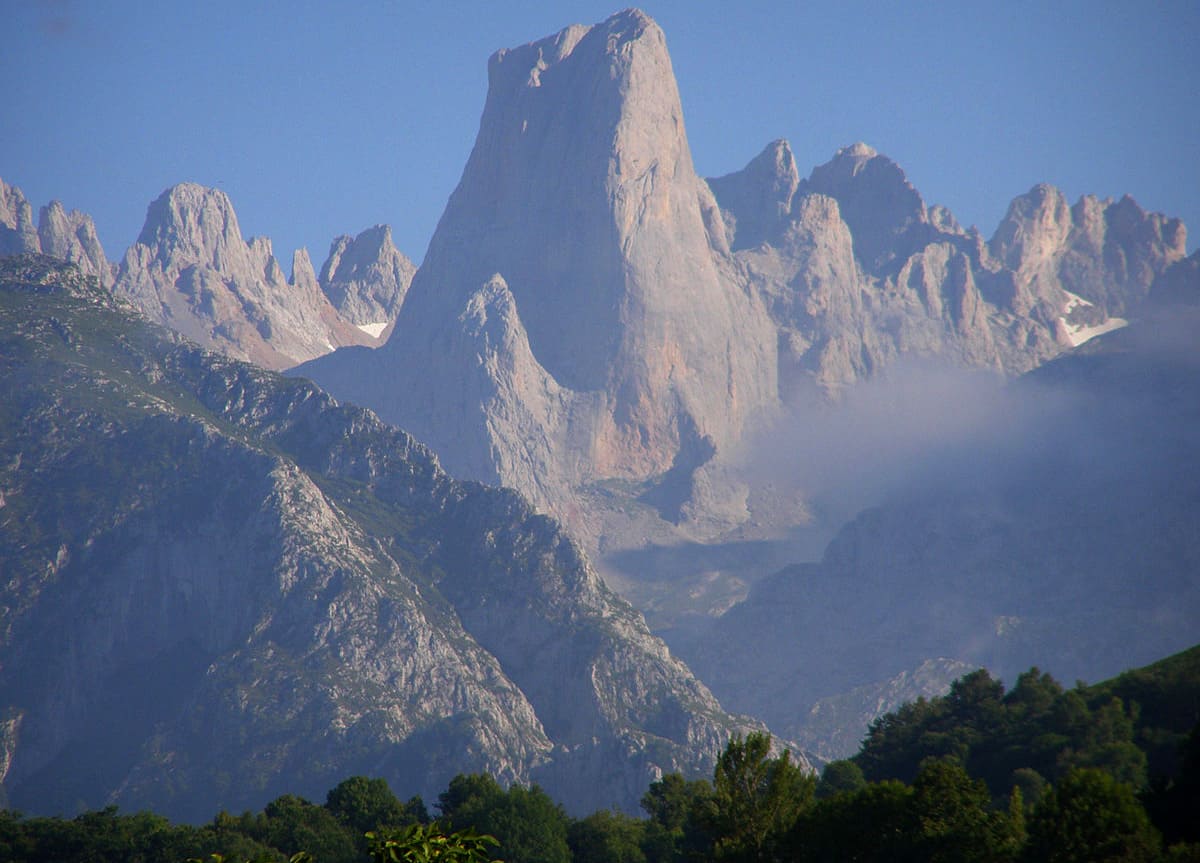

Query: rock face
<box><xmin>708</xmin><ymin>142</ymin><xmax>1187</xmax><ymax>397</ymax></box>
<box><xmin>300</xmin><ymin>9</ymin><xmax>778</xmax><ymax>516</ymax></box>
<box><xmin>318</xmin><ymin>224</ymin><xmax>415</xmax><ymax>334</ymax></box>
<box><xmin>37</xmin><ymin>201</ymin><xmax>113</xmax><ymax>287</ymax></box>
<box><xmin>0</xmin><ymin>256</ymin><xmax>787</xmax><ymax>820</ymax></box>
<box><xmin>113</xmin><ymin>183</ymin><xmax>375</xmax><ymax>370</ymax></box>
<box><xmin>0</xmin><ymin>180</ymin><xmax>41</xmax><ymax>257</ymax></box>
<box><xmin>302</xmin><ymin>11</ymin><xmax>1187</xmax><ymax>546</ymax></box>
<box><xmin>676</xmin><ymin>299</ymin><xmax>1200</xmax><ymax>759</ymax></box>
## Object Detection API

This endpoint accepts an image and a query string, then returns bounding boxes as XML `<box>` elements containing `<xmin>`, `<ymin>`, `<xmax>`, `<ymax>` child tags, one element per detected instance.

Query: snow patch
<box><xmin>1059</xmin><ymin>290</ymin><xmax>1127</xmax><ymax>347</ymax></box>
<box><xmin>356</xmin><ymin>321</ymin><xmax>388</xmax><ymax>338</ymax></box>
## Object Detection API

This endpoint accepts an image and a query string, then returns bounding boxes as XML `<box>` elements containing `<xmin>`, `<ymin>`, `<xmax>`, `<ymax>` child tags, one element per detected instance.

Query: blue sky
<box><xmin>3</xmin><ymin>1</ymin><xmax>1197</xmax><ymax>270</ymax></box>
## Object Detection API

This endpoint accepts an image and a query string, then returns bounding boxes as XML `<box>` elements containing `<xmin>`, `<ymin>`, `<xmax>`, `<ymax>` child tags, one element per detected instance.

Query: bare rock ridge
<box><xmin>0</xmin><ymin>179</ymin><xmax>40</xmax><ymax>256</ymax></box>
<box><xmin>0</xmin><ymin>180</ymin><xmax>111</xmax><ymax>285</ymax></box>
<box><xmin>319</xmin><ymin>224</ymin><xmax>415</xmax><ymax>333</ymax></box>
<box><xmin>0</xmin><ymin>177</ymin><xmax>418</xmax><ymax>371</ymax></box>
<box><xmin>300</xmin><ymin>9</ymin><xmax>1188</xmax><ymax>538</ymax></box>
<box><xmin>709</xmin><ymin>138</ymin><xmax>1188</xmax><ymax>395</ymax></box>
<box><xmin>300</xmin><ymin>8</ymin><xmax>779</xmax><ymax>517</ymax></box>
<box><xmin>112</xmin><ymin>183</ymin><xmax>380</xmax><ymax>370</ymax></box>
<box><xmin>0</xmin><ymin>256</ymin><xmax>783</xmax><ymax>819</ymax></box>
<box><xmin>37</xmin><ymin>201</ymin><xmax>113</xmax><ymax>288</ymax></box>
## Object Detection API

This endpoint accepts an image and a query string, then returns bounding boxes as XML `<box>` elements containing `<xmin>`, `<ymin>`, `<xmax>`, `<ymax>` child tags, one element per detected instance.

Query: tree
<box><xmin>1023</xmin><ymin>768</ymin><xmax>1160</xmax><ymax>863</ymax></box>
<box><xmin>367</xmin><ymin>822</ymin><xmax>498</xmax><ymax>863</ymax></box>
<box><xmin>815</xmin><ymin>760</ymin><xmax>866</xmax><ymax>800</ymax></box>
<box><xmin>326</xmin><ymin>776</ymin><xmax>424</xmax><ymax>841</ymax></box>
<box><xmin>438</xmin><ymin>774</ymin><xmax>569</xmax><ymax>863</ymax></box>
<box><xmin>909</xmin><ymin>758</ymin><xmax>1017</xmax><ymax>863</ymax></box>
<box><xmin>787</xmin><ymin>779</ymin><xmax>913</xmax><ymax>863</ymax></box>
<box><xmin>698</xmin><ymin>732</ymin><xmax>815</xmax><ymax>862</ymax></box>
<box><xmin>639</xmin><ymin>772</ymin><xmax>714</xmax><ymax>863</ymax></box>
<box><xmin>567</xmin><ymin>810</ymin><xmax>646</xmax><ymax>863</ymax></box>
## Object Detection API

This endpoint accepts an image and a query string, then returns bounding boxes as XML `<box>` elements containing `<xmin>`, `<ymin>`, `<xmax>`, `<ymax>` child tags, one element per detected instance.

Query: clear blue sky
<box><xmin>3</xmin><ymin>1</ymin><xmax>1197</xmax><ymax>270</ymax></box>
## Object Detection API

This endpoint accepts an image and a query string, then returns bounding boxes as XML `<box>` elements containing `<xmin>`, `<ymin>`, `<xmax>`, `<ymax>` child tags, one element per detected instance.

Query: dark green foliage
<box><xmin>366</xmin><ymin>822</ymin><xmax>498</xmax><ymax>863</ymax></box>
<box><xmin>814</xmin><ymin>759</ymin><xmax>866</xmax><ymax>799</ymax></box>
<box><xmin>694</xmin><ymin>732</ymin><xmax>815</xmax><ymax>862</ymax></box>
<box><xmin>254</xmin><ymin>794</ymin><xmax>359</xmax><ymax>863</ymax></box>
<box><xmin>438</xmin><ymin>774</ymin><xmax>569</xmax><ymax>863</ymax></box>
<box><xmin>326</xmin><ymin>776</ymin><xmax>426</xmax><ymax>855</ymax></box>
<box><xmin>567</xmin><ymin>810</ymin><xmax>646</xmax><ymax>863</ymax></box>
<box><xmin>1022</xmin><ymin>768</ymin><xmax>1160</xmax><ymax>863</ymax></box>
<box><xmin>855</xmin><ymin>667</ymin><xmax>1151</xmax><ymax>797</ymax></box>
<box><xmin>787</xmin><ymin>780</ymin><xmax>914</xmax><ymax>862</ymax></box>
<box><xmin>638</xmin><ymin>772</ymin><xmax>714</xmax><ymax>863</ymax></box>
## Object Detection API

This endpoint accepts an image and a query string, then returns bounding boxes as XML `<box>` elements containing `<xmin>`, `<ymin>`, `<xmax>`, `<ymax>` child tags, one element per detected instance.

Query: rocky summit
<box><xmin>0</xmin><ymin>255</ymin><xmax>784</xmax><ymax>820</ymax></box>
<box><xmin>300</xmin><ymin>9</ymin><xmax>1189</xmax><ymax>559</ymax></box>
<box><xmin>299</xmin><ymin>9</ymin><xmax>779</xmax><ymax>520</ymax></box>
<box><xmin>113</xmin><ymin>183</ymin><xmax>378</xmax><ymax>370</ymax></box>
<box><xmin>318</xmin><ymin>224</ymin><xmax>416</xmax><ymax>334</ymax></box>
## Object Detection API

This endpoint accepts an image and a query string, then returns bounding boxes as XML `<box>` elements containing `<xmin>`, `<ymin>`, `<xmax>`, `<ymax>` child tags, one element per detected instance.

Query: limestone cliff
<box><xmin>0</xmin><ymin>256</ymin><xmax>782</xmax><ymax>819</ymax></box>
<box><xmin>301</xmin><ymin>9</ymin><xmax>779</xmax><ymax>516</ymax></box>
<box><xmin>37</xmin><ymin>201</ymin><xmax>113</xmax><ymax>287</ymax></box>
<box><xmin>113</xmin><ymin>183</ymin><xmax>375</xmax><ymax>370</ymax></box>
<box><xmin>318</xmin><ymin>224</ymin><xmax>415</xmax><ymax>334</ymax></box>
<box><xmin>0</xmin><ymin>180</ymin><xmax>41</xmax><ymax>257</ymax></box>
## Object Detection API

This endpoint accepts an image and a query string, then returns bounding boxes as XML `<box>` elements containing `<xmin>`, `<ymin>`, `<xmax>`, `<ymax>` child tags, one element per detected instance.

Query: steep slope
<box><xmin>113</xmin><ymin>183</ymin><xmax>375</xmax><ymax>370</ymax></box>
<box><xmin>318</xmin><ymin>224</ymin><xmax>415</xmax><ymax>335</ymax></box>
<box><xmin>0</xmin><ymin>180</ymin><xmax>40</xmax><ymax>256</ymax></box>
<box><xmin>0</xmin><ymin>256</ymin><xmax>783</xmax><ymax>820</ymax></box>
<box><xmin>299</xmin><ymin>9</ymin><xmax>778</xmax><ymax>518</ymax></box>
<box><xmin>708</xmin><ymin>141</ymin><xmax>1187</xmax><ymax>397</ymax></box>
<box><xmin>675</xmin><ymin>296</ymin><xmax>1200</xmax><ymax>758</ymax></box>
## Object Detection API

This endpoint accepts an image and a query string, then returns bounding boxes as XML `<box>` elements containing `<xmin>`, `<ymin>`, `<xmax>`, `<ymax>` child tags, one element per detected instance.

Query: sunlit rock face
<box><xmin>0</xmin><ymin>179</ymin><xmax>41</xmax><ymax>257</ymax></box>
<box><xmin>36</xmin><ymin>201</ymin><xmax>113</xmax><ymax>288</ymax></box>
<box><xmin>0</xmin><ymin>256</ymin><xmax>781</xmax><ymax>820</ymax></box>
<box><xmin>303</xmin><ymin>9</ymin><xmax>777</xmax><ymax>516</ymax></box>
<box><xmin>113</xmin><ymin>183</ymin><xmax>374</xmax><ymax>370</ymax></box>
<box><xmin>318</xmin><ymin>224</ymin><xmax>415</xmax><ymax>332</ymax></box>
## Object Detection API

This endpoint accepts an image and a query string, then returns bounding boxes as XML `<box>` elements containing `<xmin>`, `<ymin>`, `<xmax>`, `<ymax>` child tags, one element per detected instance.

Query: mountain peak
<box><xmin>708</xmin><ymin>139</ymin><xmax>801</xmax><ymax>250</ymax></box>
<box><xmin>136</xmin><ymin>182</ymin><xmax>243</xmax><ymax>269</ymax></box>
<box><xmin>801</xmin><ymin>143</ymin><xmax>928</xmax><ymax>271</ymax></box>
<box><xmin>837</xmin><ymin>141</ymin><xmax>879</xmax><ymax>162</ymax></box>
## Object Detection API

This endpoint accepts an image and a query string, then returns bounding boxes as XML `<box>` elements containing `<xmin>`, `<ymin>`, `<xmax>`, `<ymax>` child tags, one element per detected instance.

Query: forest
<box><xmin>2</xmin><ymin>645</ymin><xmax>1198</xmax><ymax>863</ymax></box>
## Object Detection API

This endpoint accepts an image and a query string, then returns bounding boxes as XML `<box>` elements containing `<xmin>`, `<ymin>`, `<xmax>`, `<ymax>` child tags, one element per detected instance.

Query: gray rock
<box><xmin>0</xmin><ymin>179</ymin><xmax>41</xmax><ymax>256</ymax></box>
<box><xmin>0</xmin><ymin>256</ymin><xmax>790</xmax><ymax>819</ymax></box>
<box><xmin>114</xmin><ymin>183</ymin><xmax>374</xmax><ymax>369</ymax></box>
<box><xmin>302</xmin><ymin>9</ymin><xmax>778</xmax><ymax>519</ymax></box>
<box><xmin>318</xmin><ymin>225</ymin><xmax>415</xmax><ymax>331</ymax></box>
<box><xmin>37</xmin><ymin>201</ymin><xmax>113</xmax><ymax>287</ymax></box>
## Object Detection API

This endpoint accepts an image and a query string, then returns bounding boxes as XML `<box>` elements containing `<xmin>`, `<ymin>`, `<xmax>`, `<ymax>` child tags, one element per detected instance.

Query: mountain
<box><xmin>0</xmin><ymin>179</ymin><xmax>40</xmax><ymax>256</ymax></box>
<box><xmin>112</xmin><ymin>183</ymin><xmax>380</xmax><ymax>370</ymax></box>
<box><xmin>709</xmin><ymin>140</ymin><xmax>1186</xmax><ymax>398</ymax></box>
<box><xmin>0</xmin><ymin>180</ymin><xmax>111</xmax><ymax>285</ymax></box>
<box><xmin>298</xmin><ymin>10</ymin><xmax>1189</xmax><ymax>608</ymax></box>
<box><xmin>298</xmin><ymin>9</ymin><xmax>779</xmax><ymax>521</ymax></box>
<box><xmin>318</xmin><ymin>224</ymin><xmax>415</xmax><ymax>337</ymax></box>
<box><xmin>0</xmin><ymin>255</ymin><xmax>787</xmax><ymax>820</ymax></box>
<box><xmin>673</xmin><ymin>294</ymin><xmax>1200</xmax><ymax>758</ymax></box>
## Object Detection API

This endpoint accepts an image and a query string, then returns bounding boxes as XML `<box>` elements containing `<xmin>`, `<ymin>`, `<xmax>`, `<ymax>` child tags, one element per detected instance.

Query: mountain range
<box><xmin>2</xmin><ymin>6</ymin><xmax>1198</xmax><ymax>817</ymax></box>
<box><xmin>0</xmin><ymin>254</ymin><xmax>780</xmax><ymax>819</ymax></box>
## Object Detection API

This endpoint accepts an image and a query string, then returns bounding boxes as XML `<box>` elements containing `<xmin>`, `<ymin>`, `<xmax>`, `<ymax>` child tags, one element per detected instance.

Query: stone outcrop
<box><xmin>301</xmin><ymin>9</ymin><xmax>778</xmax><ymax>517</ymax></box>
<box><xmin>991</xmin><ymin>185</ymin><xmax>1187</xmax><ymax>316</ymax></box>
<box><xmin>113</xmin><ymin>183</ymin><xmax>375</xmax><ymax>370</ymax></box>
<box><xmin>708</xmin><ymin>140</ymin><xmax>1187</xmax><ymax>396</ymax></box>
<box><xmin>318</xmin><ymin>224</ymin><xmax>415</xmax><ymax>334</ymax></box>
<box><xmin>37</xmin><ymin>201</ymin><xmax>113</xmax><ymax>287</ymax></box>
<box><xmin>0</xmin><ymin>256</ymin><xmax>788</xmax><ymax>820</ymax></box>
<box><xmin>676</xmin><ymin>309</ymin><xmax>1200</xmax><ymax>758</ymax></box>
<box><xmin>0</xmin><ymin>180</ymin><xmax>40</xmax><ymax>256</ymax></box>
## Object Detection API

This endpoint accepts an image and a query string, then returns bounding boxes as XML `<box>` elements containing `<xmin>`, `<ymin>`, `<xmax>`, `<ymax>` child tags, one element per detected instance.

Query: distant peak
<box><xmin>838</xmin><ymin>141</ymin><xmax>878</xmax><ymax>160</ymax></box>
